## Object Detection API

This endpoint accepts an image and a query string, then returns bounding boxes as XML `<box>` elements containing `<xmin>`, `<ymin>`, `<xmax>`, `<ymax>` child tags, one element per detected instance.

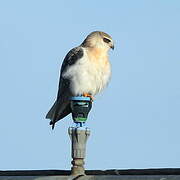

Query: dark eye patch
<box><xmin>103</xmin><ymin>37</ymin><xmax>111</xmax><ymax>43</ymax></box>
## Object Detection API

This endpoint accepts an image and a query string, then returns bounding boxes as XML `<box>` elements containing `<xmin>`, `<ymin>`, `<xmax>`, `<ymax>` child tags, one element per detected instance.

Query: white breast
<box><xmin>62</xmin><ymin>48</ymin><xmax>111</xmax><ymax>96</ymax></box>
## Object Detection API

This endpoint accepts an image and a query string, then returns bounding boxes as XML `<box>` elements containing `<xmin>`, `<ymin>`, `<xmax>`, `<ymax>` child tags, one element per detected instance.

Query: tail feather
<box><xmin>46</xmin><ymin>100</ymin><xmax>71</xmax><ymax>129</ymax></box>
<box><xmin>46</xmin><ymin>101</ymin><xmax>57</xmax><ymax>119</ymax></box>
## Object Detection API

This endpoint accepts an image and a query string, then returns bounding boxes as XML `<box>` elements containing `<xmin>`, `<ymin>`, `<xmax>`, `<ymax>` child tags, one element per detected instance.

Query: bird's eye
<box><xmin>103</xmin><ymin>38</ymin><xmax>111</xmax><ymax>43</ymax></box>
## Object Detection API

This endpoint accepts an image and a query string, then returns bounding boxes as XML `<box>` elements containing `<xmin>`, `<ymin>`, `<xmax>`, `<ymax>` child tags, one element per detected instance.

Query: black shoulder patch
<box><xmin>61</xmin><ymin>47</ymin><xmax>83</xmax><ymax>73</ymax></box>
<box><xmin>67</xmin><ymin>47</ymin><xmax>83</xmax><ymax>66</ymax></box>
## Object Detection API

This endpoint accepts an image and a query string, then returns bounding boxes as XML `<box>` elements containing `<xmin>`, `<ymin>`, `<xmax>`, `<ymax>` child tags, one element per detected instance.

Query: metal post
<box><xmin>68</xmin><ymin>127</ymin><xmax>90</xmax><ymax>176</ymax></box>
<box><xmin>68</xmin><ymin>96</ymin><xmax>92</xmax><ymax>176</ymax></box>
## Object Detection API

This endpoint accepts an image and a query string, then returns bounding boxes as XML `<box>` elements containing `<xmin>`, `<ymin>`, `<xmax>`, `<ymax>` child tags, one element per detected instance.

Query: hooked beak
<box><xmin>110</xmin><ymin>44</ymin><xmax>114</xmax><ymax>50</ymax></box>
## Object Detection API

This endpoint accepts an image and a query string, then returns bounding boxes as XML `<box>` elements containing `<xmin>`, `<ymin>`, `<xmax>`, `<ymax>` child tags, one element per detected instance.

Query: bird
<box><xmin>46</xmin><ymin>31</ymin><xmax>114</xmax><ymax>129</ymax></box>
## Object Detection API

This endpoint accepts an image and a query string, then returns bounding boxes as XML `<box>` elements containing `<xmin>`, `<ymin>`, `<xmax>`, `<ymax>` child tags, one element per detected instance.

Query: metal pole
<box><xmin>68</xmin><ymin>127</ymin><xmax>90</xmax><ymax>176</ymax></box>
<box><xmin>68</xmin><ymin>96</ymin><xmax>92</xmax><ymax>176</ymax></box>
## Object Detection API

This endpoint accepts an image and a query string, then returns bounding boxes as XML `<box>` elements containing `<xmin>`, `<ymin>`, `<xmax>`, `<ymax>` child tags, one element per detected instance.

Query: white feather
<box><xmin>62</xmin><ymin>47</ymin><xmax>111</xmax><ymax>96</ymax></box>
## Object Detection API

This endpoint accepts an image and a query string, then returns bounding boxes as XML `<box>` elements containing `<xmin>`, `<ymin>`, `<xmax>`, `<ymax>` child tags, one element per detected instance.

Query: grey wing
<box><xmin>46</xmin><ymin>46</ymin><xmax>84</xmax><ymax>129</ymax></box>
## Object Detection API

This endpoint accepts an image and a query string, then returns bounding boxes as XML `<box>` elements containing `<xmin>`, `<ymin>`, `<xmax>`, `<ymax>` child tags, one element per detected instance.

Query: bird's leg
<box><xmin>82</xmin><ymin>93</ymin><xmax>94</xmax><ymax>102</ymax></box>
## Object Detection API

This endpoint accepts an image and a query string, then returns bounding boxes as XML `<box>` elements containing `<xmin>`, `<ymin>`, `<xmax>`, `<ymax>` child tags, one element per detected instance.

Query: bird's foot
<box><xmin>82</xmin><ymin>93</ymin><xmax>94</xmax><ymax>102</ymax></box>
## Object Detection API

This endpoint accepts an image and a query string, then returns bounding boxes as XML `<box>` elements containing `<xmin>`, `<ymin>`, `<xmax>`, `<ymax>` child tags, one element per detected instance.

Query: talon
<box><xmin>82</xmin><ymin>93</ymin><xmax>94</xmax><ymax>102</ymax></box>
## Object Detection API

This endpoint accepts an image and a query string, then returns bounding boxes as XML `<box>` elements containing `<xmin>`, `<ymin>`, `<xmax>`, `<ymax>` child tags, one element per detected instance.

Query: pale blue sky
<box><xmin>0</xmin><ymin>0</ymin><xmax>180</xmax><ymax>170</ymax></box>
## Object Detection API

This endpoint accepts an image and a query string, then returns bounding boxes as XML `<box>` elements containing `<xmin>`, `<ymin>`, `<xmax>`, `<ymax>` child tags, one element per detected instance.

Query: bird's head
<box><xmin>81</xmin><ymin>31</ymin><xmax>114</xmax><ymax>51</ymax></box>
